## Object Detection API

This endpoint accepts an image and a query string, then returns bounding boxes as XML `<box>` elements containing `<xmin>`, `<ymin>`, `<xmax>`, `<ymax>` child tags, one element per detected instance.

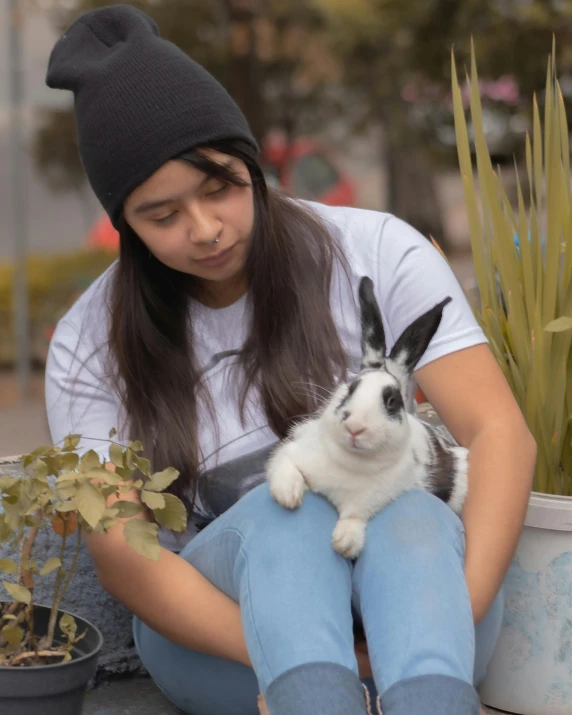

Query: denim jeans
<box><xmin>133</xmin><ymin>484</ymin><xmax>503</xmax><ymax>715</ymax></box>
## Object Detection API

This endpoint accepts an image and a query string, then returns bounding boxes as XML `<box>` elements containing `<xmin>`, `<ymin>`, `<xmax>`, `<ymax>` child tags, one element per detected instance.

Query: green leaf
<box><xmin>144</xmin><ymin>468</ymin><xmax>180</xmax><ymax>492</ymax></box>
<box><xmin>75</xmin><ymin>481</ymin><xmax>106</xmax><ymax>529</ymax></box>
<box><xmin>33</xmin><ymin>460</ymin><xmax>49</xmax><ymax>481</ymax></box>
<box><xmin>56</xmin><ymin>471</ymin><xmax>79</xmax><ymax>483</ymax></box>
<box><xmin>125</xmin><ymin>449</ymin><xmax>135</xmax><ymax>470</ymax></box>
<box><xmin>140</xmin><ymin>491</ymin><xmax>165</xmax><ymax>510</ymax></box>
<box><xmin>59</xmin><ymin>613</ymin><xmax>77</xmax><ymax>639</ymax></box>
<box><xmin>56</xmin><ymin>481</ymin><xmax>76</xmax><ymax>500</ymax></box>
<box><xmin>109</xmin><ymin>443</ymin><xmax>124</xmax><ymax>468</ymax></box>
<box><xmin>109</xmin><ymin>428</ymin><xmax>117</xmax><ymax>439</ymax></box>
<box><xmin>133</xmin><ymin>455</ymin><xmax>151</xmax><ymax>477</ymax></box>
<box><xmin>112</xmin><ymin>501</ymin><xmax>144</xmax><ymax>519</ymax></box>
<box><xmin>115</xmin><ymin>466</ymin><xmax>135</xmax><ymax>481</ymax></box>
<box><xmin>4</xmin><ymin>625</ymin><xmax>24</xmax><ymax>646</ymax></box>
<box><xmin>23</xmin><ymin>445</ymin><xmax>52</xmax><ymax>466</ymax></box>
<box><xmin>55</xmin><ymin>500</ymin><xmax>78</xmax><ymax>513</ymax></box>
<box><xmin>40</xmin><ymin>557</ymin><xmax>62</xmax><ymax>576</ymax></box>
<box><xmin>153</xmin><ymin>493</ymin><xmax>187</xmax><ymax>532</ymax></box>
<box><xmin>0</xmin><ymin>477</ymin><xmax>18</xmax><ymax>491</ymax></box>
<box><xmin>123</xmin><ymin>520</ymin><xmax>160</xmax><ymax>560</ymax></box>
<box><xmin>87</xmin><ymin>468</ymin><xmax>121</xmax><ymax>486</ymax></box>
<box><xmin>129</xmin><ymin>440</ymin><xmax>144</xmax><ymax>453</ymax></box>
<box><xmin>79</xmin><ymin>450</ymin><xmax>102</xmax><ymax>472</ymax></box>
<box><xmin>60</xmin><ymin>452</ymin><xmax>80</xmax><ymax>471</ymax></box>
<box><xmin>545</xmin><ymin>317</ymin><xmax>572</xmax><ymax>332</ymax></box>
<box><xmin>74</xmin><ymin>629</ymin><xmax>87</xmax><ymax>644</ymax></box>
<box><xmin>0</xmin><ymin>559</ymin><xmax>18</xmax><ymax>574</ymax></box>
<box><xmin>63</xmin><ymin>434</ymin><xmax>81</xmax><ymax>451</ymax></box>
<box><xmin>3</xmin><ymin>582</ymin><xmax>31</xmax><ymax>604</ymax></box>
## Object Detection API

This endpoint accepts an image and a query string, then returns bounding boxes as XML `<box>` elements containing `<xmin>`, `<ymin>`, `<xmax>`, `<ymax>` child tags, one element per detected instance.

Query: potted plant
<box><xmin>0</xmin><ymin>430</ymin><xmax>187</xmax><ymax>714</ymax></box>
<box><xmin>452</xmin><ymin>42</ymin><xmax>572</xmax><ymax>715</ymax></box>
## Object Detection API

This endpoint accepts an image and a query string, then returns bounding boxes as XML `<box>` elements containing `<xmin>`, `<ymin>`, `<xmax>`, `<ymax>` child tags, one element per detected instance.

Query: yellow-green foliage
<box><xmin>0</xmin><ymin>431</ymin><xmax>186</xmax><ymax>665</ymax></box>
<box><xmin>0</xmin><ymin>250</ymin><xmax>116</xmax><ymax>365</ymax></box>
<box><xmin>453</xmin><ymin>41</ymin><xmax>572</xmax><ymax>496</ymax></box>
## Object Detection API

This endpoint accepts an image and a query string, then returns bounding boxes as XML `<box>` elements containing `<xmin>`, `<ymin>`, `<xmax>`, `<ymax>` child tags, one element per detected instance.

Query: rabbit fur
<box><xmin>266</xmin><ymin>276</ymin><xmax>468</xmax><ymax>559</ymax></box>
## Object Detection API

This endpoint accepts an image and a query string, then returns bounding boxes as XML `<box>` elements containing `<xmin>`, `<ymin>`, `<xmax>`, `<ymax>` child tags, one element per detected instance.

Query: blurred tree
<box><xmin>315</xmin><ymin>0</ymin><xmax>572</xmax><ymax>249</ymax></box>
<box><xmin>33</xmin><ymin>108</ymin><xmax>84</xmax><ymax>192</ymax></box>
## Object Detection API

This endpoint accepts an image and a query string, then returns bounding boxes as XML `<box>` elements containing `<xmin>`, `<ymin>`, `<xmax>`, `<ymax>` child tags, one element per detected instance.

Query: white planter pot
<box><xmin>479</xmin><ymin>491</ymin><xmax>572</xmax><ymax>714</ymax></box>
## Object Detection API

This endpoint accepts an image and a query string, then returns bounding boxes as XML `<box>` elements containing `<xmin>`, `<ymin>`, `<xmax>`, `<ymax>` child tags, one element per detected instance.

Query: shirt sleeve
<box><xmin>376</xmin><ymin>215</ymin><xmax>487</xmax><ymax>372</ymax></box>
<box><xmin>45</xmin><ymin>317</ymin><xmax>127</xmax><ymax>461</ymax></box>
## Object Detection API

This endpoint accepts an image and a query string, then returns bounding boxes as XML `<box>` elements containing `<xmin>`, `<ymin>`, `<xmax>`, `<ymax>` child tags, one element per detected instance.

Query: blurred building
<box><xmin>0</xmin><ymin>2</ymin><xmax>100</xmax><ymax>261</ymax></box>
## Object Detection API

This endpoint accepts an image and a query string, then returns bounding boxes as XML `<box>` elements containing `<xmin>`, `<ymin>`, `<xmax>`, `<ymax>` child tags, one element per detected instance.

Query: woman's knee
<box><xmin>233</xmin><ymin>482</ymin><xmax>341</xmax><ymax>548</ymax></box>
<box><xmin>133</xmin><ymin>616</ymin><xmax>260</xmax><ymax>714</ymax></box>
<box><xmin>363</xmin><ymin>488</ymin><xmax>466</xmax><ymax>559</ymax></box>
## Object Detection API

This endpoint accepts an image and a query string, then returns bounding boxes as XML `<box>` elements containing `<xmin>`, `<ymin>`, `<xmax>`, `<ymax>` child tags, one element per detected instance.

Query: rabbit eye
<box><xmin>382</xmin><ymin>386</ymin><xmax>403</xmax><ymax>418</ymax></box>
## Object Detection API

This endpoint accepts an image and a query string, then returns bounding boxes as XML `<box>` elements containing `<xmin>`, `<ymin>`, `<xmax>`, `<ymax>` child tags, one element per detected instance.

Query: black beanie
<box><xmin>46</xmin><ymin>4</ymin><xmax>258</xmax><ymax>227</ymax></box>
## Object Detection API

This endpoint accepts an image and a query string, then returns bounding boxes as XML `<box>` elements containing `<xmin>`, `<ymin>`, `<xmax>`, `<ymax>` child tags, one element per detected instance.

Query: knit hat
<box><xmin>46</xmin><ymin>4</ymin><xmax>258</xmax><ymax>227</ymax></box>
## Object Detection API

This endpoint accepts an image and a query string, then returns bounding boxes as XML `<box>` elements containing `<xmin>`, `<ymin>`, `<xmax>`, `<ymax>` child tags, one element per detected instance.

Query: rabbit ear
<box><xmin>388</xmin><ymin>298</ymin><xmax>452</xmax><ymax>382</ymax></box>
<box><xmin>359</xmin><ymin>276</ymin><xmax>386</xmax><ymax>370</ymax></box>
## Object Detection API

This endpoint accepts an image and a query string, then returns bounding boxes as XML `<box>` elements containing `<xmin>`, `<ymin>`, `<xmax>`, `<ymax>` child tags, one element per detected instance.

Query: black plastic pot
<box><xmin>0</xmin><ymin>603</ymin><xmax>103</xmax><ymax>715</ymax></box>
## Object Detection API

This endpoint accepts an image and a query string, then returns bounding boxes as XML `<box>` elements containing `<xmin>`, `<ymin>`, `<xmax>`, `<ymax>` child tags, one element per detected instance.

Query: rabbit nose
<box><xmin>345</xmin><ymin>424</ymin><xmax>365</xmax><ymax>438</ymax></box>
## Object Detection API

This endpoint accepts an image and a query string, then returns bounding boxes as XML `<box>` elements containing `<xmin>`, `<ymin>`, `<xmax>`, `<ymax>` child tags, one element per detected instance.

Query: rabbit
<box><xmin>266</xmin><ymin>276</ymin><xmax>469</xmax><ymax>559</ymax></box>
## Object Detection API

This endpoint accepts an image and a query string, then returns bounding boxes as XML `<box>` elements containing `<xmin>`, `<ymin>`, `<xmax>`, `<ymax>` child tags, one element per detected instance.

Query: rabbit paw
<box><xmin>268</xmin><ymin>460</ymin><xmax>307</xmax><ymax>509</ymax></box>
<box><xmin>332</xmin><ymin>518</ymin><xmax>366</xmax><ymax>559</ymax></box>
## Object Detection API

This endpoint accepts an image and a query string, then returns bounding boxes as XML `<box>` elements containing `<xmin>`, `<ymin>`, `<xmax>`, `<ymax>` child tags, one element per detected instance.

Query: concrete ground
<box><xmin>82</xmin><ymin>674</ymin><xmax>510</xmax><ymax>714</ymax></box>
<box><xmin>83</xmin><ymin>676</ymin><xmax>182</xmax><ymax>714</ymax></box>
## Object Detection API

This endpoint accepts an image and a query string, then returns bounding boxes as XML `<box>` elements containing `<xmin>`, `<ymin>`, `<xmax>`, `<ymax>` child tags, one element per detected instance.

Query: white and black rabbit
<box><xmin>267</xmin><ymin>276</ymin><xmax>468</xmax><ymax>559</ymax></box>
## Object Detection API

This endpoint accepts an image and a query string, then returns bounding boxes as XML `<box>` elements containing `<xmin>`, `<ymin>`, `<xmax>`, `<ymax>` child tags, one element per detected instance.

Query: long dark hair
<box><xmin>107</xmin><ymin>139</ymin><xmax>349</xmax><ymax>515</ymax></box>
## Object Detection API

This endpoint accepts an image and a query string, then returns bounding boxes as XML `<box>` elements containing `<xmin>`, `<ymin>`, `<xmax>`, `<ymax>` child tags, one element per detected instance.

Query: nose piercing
<box><xmin>210</xmin><ymin>236</ymin><xmax>220</xmax><ymax>246</ymax></box>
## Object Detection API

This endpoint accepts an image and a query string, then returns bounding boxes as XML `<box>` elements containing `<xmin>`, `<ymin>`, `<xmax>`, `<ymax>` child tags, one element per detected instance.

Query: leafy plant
<box><xmin>0</xmin><ymin>430</ymin><xmax>186</xmax><ymax>666</ymax></box>
<box><xmin>452</xmin><ymin>41</ymin><xmax>572</xmax><ymax>496</ymax></box>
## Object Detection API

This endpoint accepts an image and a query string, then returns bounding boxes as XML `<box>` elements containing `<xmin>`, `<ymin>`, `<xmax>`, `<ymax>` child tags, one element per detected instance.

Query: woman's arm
<box><xmin>416</xmin><ymin>344</ymin><xmax>537</xmax><ymax>624</ymax></box>
<box><xmin>47</xmin><ymin>319</ymin><xmax>253</xmax><ymax>666</ymax></box>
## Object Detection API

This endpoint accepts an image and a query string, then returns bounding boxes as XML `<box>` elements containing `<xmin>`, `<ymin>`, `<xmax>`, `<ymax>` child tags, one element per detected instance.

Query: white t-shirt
<box><xmin>45</xmin><ymin>202</ymin><xmax>486</xmax><ymax>550</ymax></box>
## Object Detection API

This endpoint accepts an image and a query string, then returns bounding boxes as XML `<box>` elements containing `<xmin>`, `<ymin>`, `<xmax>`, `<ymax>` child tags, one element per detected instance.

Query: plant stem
<box><xmin>20</xmin><ymin>510</ymin><xmax>42</xmax><ymax>659</ymax></box>
<box><xmin>43</xmin><ymin>517</ymin><xmax>69</xmax><ymax>651</ymax></box>
<box><xmin>44</xmin><ymin>525</ymin><xmax>82</xmax><ymax>650</ymax></box>
<box><xmin>57</xmin><ymin>525</ymin><xmax>82</xmax><ymax>604</ymax></box>
<box><xmin>10</xmin><ymin>649</ymin><xmax>67</xmax><ymax>666</ymax></box>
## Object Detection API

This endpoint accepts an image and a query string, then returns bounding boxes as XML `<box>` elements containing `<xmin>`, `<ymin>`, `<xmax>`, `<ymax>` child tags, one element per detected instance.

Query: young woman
<box><xmin>45</xmin><ymin>6</ymin><xmax>535</xmax><ymax>715</ymax></box>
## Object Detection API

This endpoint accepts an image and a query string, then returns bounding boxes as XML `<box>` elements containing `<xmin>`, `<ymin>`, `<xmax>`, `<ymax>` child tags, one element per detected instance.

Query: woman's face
<box><xmin>124</xmin><ymin>149</ymin><xmax>254</xmax><ymax>301</ymax></box>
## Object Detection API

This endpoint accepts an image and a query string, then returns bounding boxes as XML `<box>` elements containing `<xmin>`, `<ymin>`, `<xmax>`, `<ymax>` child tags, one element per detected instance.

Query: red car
<box><xmin>261</xmin><ymin>133</ymin><xmax>355</xmax><ymax>207</ymax></box>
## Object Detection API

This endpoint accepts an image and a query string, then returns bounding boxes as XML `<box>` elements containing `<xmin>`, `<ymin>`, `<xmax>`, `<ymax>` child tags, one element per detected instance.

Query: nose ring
<box><xmin>210</xmin><ymin>236</ymin><xmax>220</xmax><ymax>246</ymax></box>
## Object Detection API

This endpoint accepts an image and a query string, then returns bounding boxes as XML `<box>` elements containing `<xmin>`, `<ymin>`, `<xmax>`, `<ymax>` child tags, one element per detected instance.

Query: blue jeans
<box><xmin>133</xmin><ymin>485</ymin><xmax>503</xmax><ymax>715</ymax></box>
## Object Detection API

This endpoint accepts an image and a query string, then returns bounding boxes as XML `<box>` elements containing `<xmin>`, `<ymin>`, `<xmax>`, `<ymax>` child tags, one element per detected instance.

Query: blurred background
<box><xmin>2</xmin><ymin>0</ymin><xmax>572</xmax><ymax>454</ymax></box>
